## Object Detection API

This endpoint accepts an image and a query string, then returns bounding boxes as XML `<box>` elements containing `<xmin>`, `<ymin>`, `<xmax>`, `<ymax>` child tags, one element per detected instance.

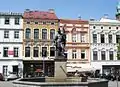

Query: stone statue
<box><xmin>54</xmin><ymin>27</ymin><xmax>66</xmax><ymax>58</ymax></box>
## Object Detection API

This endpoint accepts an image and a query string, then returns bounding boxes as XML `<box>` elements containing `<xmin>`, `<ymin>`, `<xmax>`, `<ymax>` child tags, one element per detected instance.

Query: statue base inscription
<box><xmin>54</xmin><ymin>56</ymin><xmax>67</xmax><ymax>82</ymax></box>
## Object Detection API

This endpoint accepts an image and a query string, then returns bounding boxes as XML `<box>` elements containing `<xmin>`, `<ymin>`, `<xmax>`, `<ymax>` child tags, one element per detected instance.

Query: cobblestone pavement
<box><xmin>0</xmin><ymin>81</ymin><xmax>120</xmax><ymax>87</ymax></box>
<box><xmin>108</xmin><ymin>81</ymin><xmax>120</xmax><ymax>87</ymax></box>
<box><xmin>0</xmin><ymin>81</ymin><xmax>13</xmax><ymax>87</ymax></box>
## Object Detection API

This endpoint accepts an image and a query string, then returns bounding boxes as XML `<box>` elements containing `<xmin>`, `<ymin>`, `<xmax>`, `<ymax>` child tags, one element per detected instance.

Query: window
<box><xmin>116</xmin><ymin>27</ymin><xmax>118</xmax><ymax>29</ymax></box>
<box><xmin>25</xmin><ymin>47</ymin><xmax>30</xmax><ymax>57</ymax></box>
<box><xmin>33</xmin><ymin>47</ymin><xmax>39</xmax><ymax>57</ymax></box>
<box><xmin>101</xmin><ymin>34</ymin><xmax>105</xmax><ymax>43</ymax></box>
<box><xmin>81</xmin><ymin>33</ymin><xmax>85</xmax><ymax>42</ymax></box>
<box><xmin>72</xmin><ymin>50</ymin><xmax>76</xmax><ymax>59</ymax></box>
<box><xmin>101</xmin><ymin>51</ymin><xmax>105</xmax><ymax>60</ymax></box>
<box><xmin>13</xmin><ymin>66</ymin><xmax>18</xmax><ymax>74</ymax></box>
<box><xmin>93</xmin><ymin>26</ymin><xmax>96</xmax><ymax>29</ymax></box>
<box><xmin>93</xmin><ymin>51</ymin><xmax>98</xmax><ymax>60</ymax></box>
<box><xmin>3</xmin><ymin>66</ymin><xmax>8</xmax><ymax>76</ymax></box>
<box><xmin>43</xmin><ymin>22</ymin><xmax>46</xmax><ymax>25</ymax></box>
<box><xmin>34</xmin><ymin>29</ymin><xmax>39</xmax><ymax>39</ymax></box>
<box><xmin>50</xmin><ymin>47</ymin><xmax>55</xmax><ymax>56</ymax></box>
<box><xmin>116</xmin><ymin>35</ymin><xmax>120</xmax><ymax>43</ymax></box>
<box><xmin>4</xmin><ymin>31</ymin><xmax>9</xmax><ymax>38</ymax></box>
<box><xmin>72</xmin><ymin>34</ymin><xmax>76</xmax><ymax>42</ymax></box>
<box><xmin>101</xmin><ymin>27</ymin><xmax>103</xmax><ymax>29</ymax></box>
<box><xmin>27</xmin><ymin>22</ymin><xmax>30</xmax><ymax>24</ymax></box>
<box><xmin>109</xmin><ymin>27</ymin><xmax>111</xmax><ymax>29</ymax></box>
<box><xmin>50</xmin><ymin>29</ymin><xmax>55</xmax><ymax>39</ymax></box>
<box><xmin>42</xmin><ymin>29</ymin><xmax>47</xmax><ymax>39</ymax></box>
<box><xmin>109</xmin><ymin>51</ymin><xmax>113</xmax><ymax>60</ymax></box>
<box><xmin>108</xmin><ymin>35</ymin><xmax>112</xmax><ymax>43</ymax></box>
<box><xmin>81</xmin><ymin>49</ymin><xmax>85</xmax><ymax>59</ymax></box>
<box><xmin>15</xmin><ymin>18</ymin><xmax>20</xmax><ymax>25</ymax></box>
<box><xmin>35</xmin><ymin>22</ymin><xmax>38</xmax><ymax>24</ymax></box>
<box><xmin>117</xmin><ymin>51</ymin><xmax>120</xmax><ymax>60</ymax></box>
<box><xmin>25</xmin><ymin>28</ymin><xmax>31</xmax><ymax>39</ymax></box>
<box><xmin>14</xmin><ymin>47</ymin><xmax>19</xmax><ymax>57</ymax></box>
<box><xmin>51</xmin><ymin>22</ymin><xmax>54</xmax><ymax>25</ymax></box>
<box><xmin>14</xmin><ymin>31</ymin><xmax>19</xmax><ymax>38</ymax></box>
<box><xmin>93</xmin><ymin>34</ymin><xmax>97</xmax><ymax>43</ymax></box>
<box><xmin>42</xmin><ymin>47</ymin><xmax>47</xmax><ymax>57</ymax></box>
<box><xmin>5</xmin><ymin>17</ymin><xmax>10</xmax><ymax>24</ymax></box>
<box><xmin>3</xmin><ymin>47</ymin><xmax>8</xmax><ymax>57</ymax></box>
<box><xmin>64</xmin><ymin>50</ymin><xmax>68</xmax><ymax>59</ymax></box>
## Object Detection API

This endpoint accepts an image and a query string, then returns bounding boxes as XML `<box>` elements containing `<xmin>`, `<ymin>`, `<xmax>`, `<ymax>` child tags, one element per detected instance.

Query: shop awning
<box><xmin>67</xmin><ymin>66</ymin><xmax>97</xmax><ymax>72</ymax></box>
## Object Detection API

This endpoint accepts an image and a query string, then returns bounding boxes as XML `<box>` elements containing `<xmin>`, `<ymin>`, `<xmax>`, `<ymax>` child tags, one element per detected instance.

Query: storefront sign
<box><xmin>8</xmin><ymin>50</ymin><xmax>14</xmax><ymax>55</ymax></box>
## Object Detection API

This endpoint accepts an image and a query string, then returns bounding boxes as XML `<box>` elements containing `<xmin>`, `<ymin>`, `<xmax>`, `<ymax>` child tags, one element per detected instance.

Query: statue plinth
<box><xmin>54</xmin><ymin>56</ymin><xmax>67</xmax><ymax>82</ymax></box>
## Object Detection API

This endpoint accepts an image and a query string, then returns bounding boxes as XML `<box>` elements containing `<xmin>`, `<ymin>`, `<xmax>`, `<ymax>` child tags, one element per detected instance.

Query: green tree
<box><xmin>117</xmin><ymin>41</ymin><xmax>120</xmax><ymax>60</ymax></box>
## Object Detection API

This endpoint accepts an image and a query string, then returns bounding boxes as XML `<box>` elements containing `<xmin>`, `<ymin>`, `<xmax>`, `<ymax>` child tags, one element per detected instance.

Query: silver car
<box><xmin>6</xmin><ymin>72</ymin><xmax>18</xmax><ymax>81</ymax></box>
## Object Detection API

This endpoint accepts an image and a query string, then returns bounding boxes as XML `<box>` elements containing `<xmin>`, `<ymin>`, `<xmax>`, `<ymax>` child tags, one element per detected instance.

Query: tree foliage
<box><xmin>117</xmin><ymin>41</ymin><xmax>120</xmax><ymax>60</ymax></box>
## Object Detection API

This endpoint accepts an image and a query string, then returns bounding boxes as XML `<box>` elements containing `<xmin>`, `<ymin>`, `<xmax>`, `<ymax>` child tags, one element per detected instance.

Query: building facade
<box><xmin>59</xmin><ymin>19</ymin><xmax>90</xmax><ymax>72</ymax></box>
<box><xmin>90</xmin><ymin>17</ymin><xmax>120</xmax><ymax>74</ymax></box>
<box><xmin>23</xmin><ymin>9</ymin><xmax>58</xmax><ymax>77</ymax></box>
<box><xmin>0</xmin><ymin>12</ymin><xmax>23</xmax><ymax>77</ymax></box>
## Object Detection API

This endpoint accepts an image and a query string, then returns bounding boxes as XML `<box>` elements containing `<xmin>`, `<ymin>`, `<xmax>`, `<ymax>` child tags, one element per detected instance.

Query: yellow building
<box><xmin>23</xmin><ymin>9</ymin><xmax>58</xmax><ymax>77</ymax></box>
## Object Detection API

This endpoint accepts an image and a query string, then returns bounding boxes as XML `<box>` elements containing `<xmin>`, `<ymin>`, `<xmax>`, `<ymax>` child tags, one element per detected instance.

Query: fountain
<box><xmin>13</xmin><ymin>27</ymin><xmax>108</xmax><ymax>87</ymax></box>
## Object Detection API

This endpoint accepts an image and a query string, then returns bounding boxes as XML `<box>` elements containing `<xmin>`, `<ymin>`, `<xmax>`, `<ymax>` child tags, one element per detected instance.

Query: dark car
<box><xmin>0</xmin><ymin>73</ymin><xmax>4</xmax><ymax>81</ymax></box>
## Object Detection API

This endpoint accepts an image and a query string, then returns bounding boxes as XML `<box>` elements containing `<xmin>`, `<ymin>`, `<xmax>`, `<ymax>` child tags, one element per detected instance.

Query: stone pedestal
<box><xmin>54</xmin><ymin>57</ymin><xmax>67</xmax><ymax>82</ymax></box>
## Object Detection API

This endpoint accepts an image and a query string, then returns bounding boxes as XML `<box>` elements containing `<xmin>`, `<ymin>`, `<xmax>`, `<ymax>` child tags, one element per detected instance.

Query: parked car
<box><xmin>6</xmin><ymin>72</ymin><xmax>18</xmax><ymax>81</ymax></box>
<box><xmin>0</xmin><ymin>73</ymin><xmax>4</xmax><ymax>81</ymax></box>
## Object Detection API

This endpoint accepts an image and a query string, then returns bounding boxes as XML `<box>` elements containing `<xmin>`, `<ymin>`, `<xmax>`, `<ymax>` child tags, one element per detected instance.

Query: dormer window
<box><xmin>35</xmin><ymin>22</ymin><xmax>38</xmax><ymax>24</ymax></box>
<box><xmin>27</xmin><ymin>22</ymin><xmax>30</xmax><ymax>24</ymax></box>
<box><xmin>5</xmin><ymin>17</ymin><xmax>10</xmax><ymax>24</ymax></box>
<box><xmin>51</xmin><ymin>22</ymin><xmax>54</xmax><ymax>25</ymax></box>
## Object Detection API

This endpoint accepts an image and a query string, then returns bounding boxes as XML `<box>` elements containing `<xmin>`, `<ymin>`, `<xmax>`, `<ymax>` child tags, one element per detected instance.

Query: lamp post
<box><xmin>43</xmin><ymin>53</ymin><xmax>45</xmax><ymax>77</ymax></box>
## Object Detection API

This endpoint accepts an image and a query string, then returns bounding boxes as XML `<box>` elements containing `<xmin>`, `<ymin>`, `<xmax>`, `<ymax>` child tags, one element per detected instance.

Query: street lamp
<box><xmin>43</xmin><ymin>51</ymin><xmax>45</xmax><ymax>77</ymax></box>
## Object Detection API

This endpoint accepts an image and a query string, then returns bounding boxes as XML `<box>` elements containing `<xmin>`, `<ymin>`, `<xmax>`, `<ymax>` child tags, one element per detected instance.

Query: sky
<box><xmin>0</xmin><ymin>0</ymin><xmax>119</xmax><ymax>20</ymax></box>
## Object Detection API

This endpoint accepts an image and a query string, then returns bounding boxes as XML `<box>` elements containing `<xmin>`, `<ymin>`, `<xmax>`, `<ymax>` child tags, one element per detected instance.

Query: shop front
<box><xmin>102</xmin><ymin>65</ymin><xmax>120</xmax><ymax>76</ymax></box>
<box><xmin>23</xmin><ymin>61</ymin><xmax>54</xmax><ymax>78</ymax></box>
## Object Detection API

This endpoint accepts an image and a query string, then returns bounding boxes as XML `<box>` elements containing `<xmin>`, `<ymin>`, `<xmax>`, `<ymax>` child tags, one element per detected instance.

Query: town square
<box><xmin>0</xmin><ymin>0</ymin><xmax>120</xmax><ymax>87</ymax></box>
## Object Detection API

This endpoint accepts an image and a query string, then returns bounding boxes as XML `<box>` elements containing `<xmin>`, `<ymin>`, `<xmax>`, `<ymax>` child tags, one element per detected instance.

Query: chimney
<box><xmin>25</xmin><ymin>9</ymin><xmax>30</xmax><ymax>12</ymax></box>
<box><xmin>78</xmin><ymin>15</ymin><xmax>81</xmax><ymax>20</ymax></box>
<box><xmin>48</xmin><ymin>9</ymin><xmax>54</xmax><ymax>13</ymax></box>
<box><xmin>104</xmin><ymin>14</ymin><xmax>109</xmax><ymax>18</ymax></box>
<box><xmin>90</xmin><ymin>18</ymin><xmax>95</xmax><ymax>21</ymax></box>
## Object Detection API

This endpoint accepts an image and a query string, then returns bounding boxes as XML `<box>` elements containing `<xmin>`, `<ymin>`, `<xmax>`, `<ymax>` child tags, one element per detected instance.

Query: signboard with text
<box><xmin>8</xmin><ymin>51</ymin><xmax>14</xmax><ymax>55</ymax></box>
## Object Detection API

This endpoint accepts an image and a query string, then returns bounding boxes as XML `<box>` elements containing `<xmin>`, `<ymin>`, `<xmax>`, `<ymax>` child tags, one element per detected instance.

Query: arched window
<box><xmin>50</xmin><ymin>29</ymin><xmax>55</xmax><ymax>40</ymax></box>
<box><xmin>25</xmin><ymin>28</ymin><xmax>31</xmax><ymax>39</ymax></box>
<box><xmin>42</xmin><ymin>29</ymin><xmax>47</xmax><ymax>39</ymax></box>
<box><xmin>34</xmin><ymin>29</ymin><xmax>39</xmax><ymax>39</ymax></box>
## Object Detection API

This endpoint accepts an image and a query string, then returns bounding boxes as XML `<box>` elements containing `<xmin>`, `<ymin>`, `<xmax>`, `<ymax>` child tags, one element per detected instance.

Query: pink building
<box><xmin>59</xmin><ymin>19</ymin><xmax>91</xmax><ymax>72</ymax></box>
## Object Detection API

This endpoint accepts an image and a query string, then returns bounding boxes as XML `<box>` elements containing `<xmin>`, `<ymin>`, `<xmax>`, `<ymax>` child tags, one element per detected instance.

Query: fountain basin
<box><xmin>13</xmin><ymin>77</ymin><xmax>108</xmax><ymax>87</ymax></box>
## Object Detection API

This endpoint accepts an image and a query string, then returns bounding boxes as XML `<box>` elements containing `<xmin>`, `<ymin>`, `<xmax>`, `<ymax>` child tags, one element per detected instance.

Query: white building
<box><xmin>0</xmin><ymin>12</ymin><xmax>23</xmax><ymax>77</ymax></box>
<box><xmin>90</xmin><ymin>17</ymin><xmax>120</xmax><ymax>74</ymax></box>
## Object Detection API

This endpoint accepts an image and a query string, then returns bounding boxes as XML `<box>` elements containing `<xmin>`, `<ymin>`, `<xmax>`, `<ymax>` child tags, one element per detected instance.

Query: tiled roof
<box><xmin>60</xmin><ymin>19</ymin><xmax>88</xmax><ymax>24</ymax></box>
<box><xmin>23</xmin><ymin>11</ymin><xmax>58</xmax><ymax>20</ymax></box>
